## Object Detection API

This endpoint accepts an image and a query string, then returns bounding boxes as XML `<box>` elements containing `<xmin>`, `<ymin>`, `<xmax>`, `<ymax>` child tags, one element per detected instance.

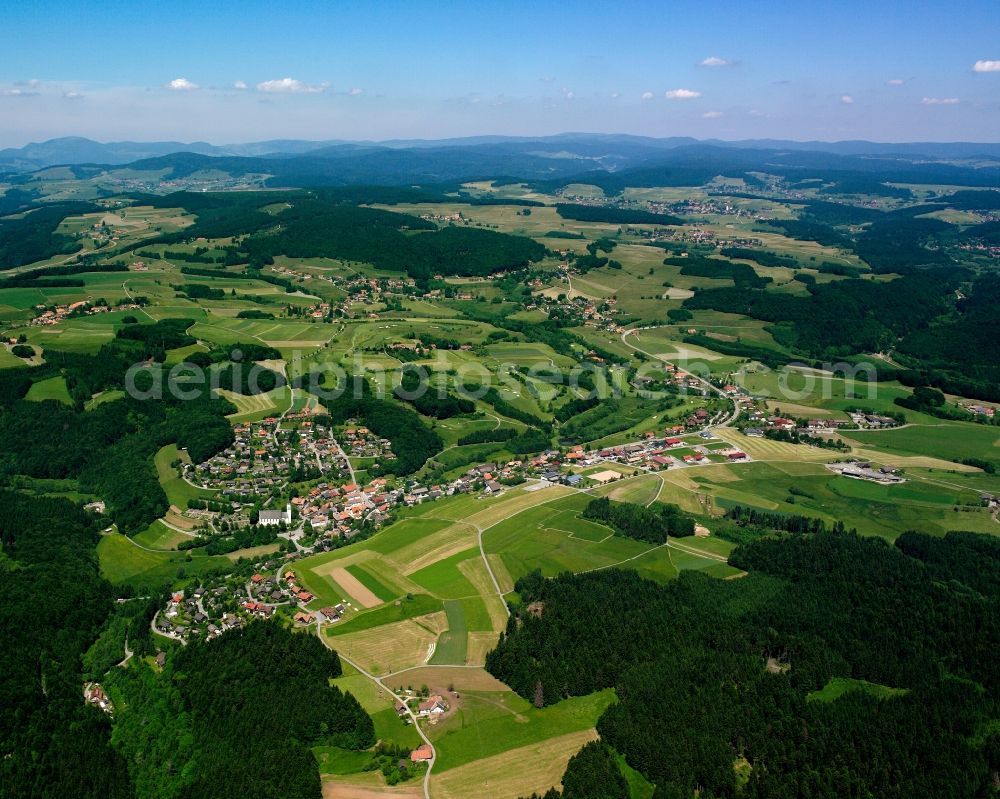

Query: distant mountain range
<box><xmin>3</xmin><ymin>133</ymin><xmax>1000</xmax><ymax>173</ymax></box>
<box><xmin>2</xmin><ymin>134</ymin><xmax>1000</xmax><ymax>196</ymax></box>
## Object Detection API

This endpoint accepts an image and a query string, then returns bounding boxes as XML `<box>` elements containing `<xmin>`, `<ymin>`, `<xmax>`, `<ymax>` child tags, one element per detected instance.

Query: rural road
<box><xmin>317</xmin><ymin>638</ymin><xmax>437</xmax><ymax>799</ymax></box>
<box><xmin>620</xmin><ymin>326</ymin><xmax>740</xmax><ymax>427</ymax></box>
<box><xmin>116</xmin><ymin>637</ymin><xmax>134</xmax><ymax>668</ymax></box>
<box><xmin>121</xmin><ymin>280</ymin><xmax>156</xmax><ymax>321</ymax></box>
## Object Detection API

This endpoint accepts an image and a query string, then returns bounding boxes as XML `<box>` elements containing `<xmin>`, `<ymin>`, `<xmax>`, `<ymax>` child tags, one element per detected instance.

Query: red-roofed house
<box><xmin>418</xmin><ymin>695</ymin><xmax>448</xmax><ymax>716</ymax></box>
<box><xmin>410</xmin><ymin>744</ymin><xmax>433</xmax><ymax>763</ymax></box>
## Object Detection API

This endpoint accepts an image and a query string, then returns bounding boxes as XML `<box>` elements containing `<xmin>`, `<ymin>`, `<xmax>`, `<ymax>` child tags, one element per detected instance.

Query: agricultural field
<box><xmin>132</xmin><ymin>520</ymin><xmax>194</xmax><ymax>551</ymax></box>
<box><xmin>429</xmin><ymin>688</ymin><xmax>615</xmax><ymax>773</ymax></box>
<box><xmin>841</xmin><ymin>421</ymin><xmax>1000</xmax><ymax>465</ymax></box>
<box><xmin>295</xmin><ymin>478</ymin><xmax>744</xmax><ymax>689</ymax></box>
<box><xmin>154</xmin><ymin>443</ymin><xmax>218</xmax><ymax>509</ymax></box>
<box><xmin>217</xmin><ymin>385</ymin><xmax>293</xmax><ymax>421</ymax></box>
<box><xmin>669</xmin><ymin>459</ymin><xmax>997</xmax><ymax>539</ymax></box>
<box><xmin>96</xmin><ymin>532</ymin><xmax>229</xmax><ymax>587</ymax></box>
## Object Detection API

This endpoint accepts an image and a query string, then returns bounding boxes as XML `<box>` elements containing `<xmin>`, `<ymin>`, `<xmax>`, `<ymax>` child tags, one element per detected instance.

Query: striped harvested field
<box><xmin>432</xmin><ymin>729</ymin><xmax>598</xmax><ymax>799</ymax></box>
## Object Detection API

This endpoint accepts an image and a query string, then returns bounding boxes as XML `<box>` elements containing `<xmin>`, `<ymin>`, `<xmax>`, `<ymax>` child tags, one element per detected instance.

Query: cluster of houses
<box><xmin>153</xmin><ymin>557</ymin><xmax>342</xmax><ymax>644</ymax></box>
<box><xmin>292</xmin><ymin>478</ymin><xmax>394</xmax><ymax>534</ymax></box>
<box><xmin>658</xmin><ymin>198</ymin><xmax>765</xmax><ymax>221</ymax></box>
<box><xmin>420</xmin><ymin>211</ymin><xmax>467</xmax><ymax>224</ymax></box>
<box><xmin>29</xmin><ymin>299</ymin><xmax>144</xmax><ymax>327</ymax></box>
<box><xmin>152</xmin><ymin>550</ymin><xmax>377</xmax><ymax>645</ymax></box>
<box><xmin>528</xmin><ymin>288</ymin><xmax>624</xmax><ymax>333</ymax></box>
<box><xmin>847</xmin><ymin>411</ymin><xmax>902</xmax><ymax>429</ymax></box>
<box><xmin>154</xmin><ymin>585</ymin><xmax>247</xmax><ymax>641</ymax></box>
<box><xmin>394</xmin><ymin>691</ymin><xmax>450</xmax><ymax>723</ymax></box>
<box><xmin>827</xmin><ymin>461</ymin><xmax>906</xmax><ymax>485</ymax></box>
<box><xmin>192</xmin><ymin>416</ymin><xmax>345</xmax><ymax>502</ymax></box>
<box><xmin>387</xmin><ymin>339</ymin><xmax>474</xmax><ymax>358</ymax></box>
<box><xmin>81</xmin><ymin>219</ymin><xmax>121</xmax><ymax>245</ymax></box>
<box><xmin>963</xmin><ymin>402</ymin><xmax>996</xmax><ymax>418</ymax></box>
<box><xmin>270</xmin><ymin>266</ymin><xmax>414</xmax><ymax>306</ymax></box>
<box><xmin>633</xmin><ymin>363</ymin><xmax>721</xmax><ymax>398</ymax></box>
<box><xmin>957</xmin><ymin>240</ymin><xmax>1000</xmax><ymax>259</ymax></box>
<box><xmin>585</xmin><ymin>431</ymin><xmax>749</xmax><ymax>472</ymax></box>
<box><xmin>341</xmin><ymin>425</ymin><xmax>396</xmax><ymax>460</ymax></box>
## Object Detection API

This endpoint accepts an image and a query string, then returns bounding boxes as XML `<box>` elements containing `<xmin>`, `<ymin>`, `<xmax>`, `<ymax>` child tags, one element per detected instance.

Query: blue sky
<box><xmin>1</xmin><ymin>0</ymin><xmax>999</xmax><ymax>146</ymax></box>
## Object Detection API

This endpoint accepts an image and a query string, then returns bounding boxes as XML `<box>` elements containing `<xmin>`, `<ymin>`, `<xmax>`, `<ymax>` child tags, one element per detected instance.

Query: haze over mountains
<box><xmin>4</xmin><ymin>133</ymin><xmax>1000</xmax><ymax>173</ymax></box>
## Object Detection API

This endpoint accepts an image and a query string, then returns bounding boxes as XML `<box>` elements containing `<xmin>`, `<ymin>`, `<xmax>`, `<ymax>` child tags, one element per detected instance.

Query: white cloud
<box><xmin>841</xmin><ymin>94</ymin><xmax>854</xmax><ymax>104</ymax></box>
<box><xmin>168</xmin><ymin>77</ymin><xmax>199</xmax><ymax>91</ymax></box>
<box><xmin>233</xmin><ymin>80</ymin><xmax>248</xmax><ymax>90</ymax></box>
<box><xmin>15</xmin><ymin>78</ymin><xmax>42</xmax><ymax>88</ymax></box>
<box><xmin>665</xmin><ymin>88</ymin><xmax>701</xmax><ymax>99</ymax></box>
<box><xmin>699</xmin><ymin>56</ymin><xmax>732</xmax><ymax>67</ymax></box>
<box><xmin>63</xmin><ymin>91</ymin><xmax>83</xmax><ymax>99</ymax></box>
<box><xmin>0</xmin><ymin>88</ymin><xmax>37</xmax><ymax>97</ymax></box>
<box><xmin>610</xmin><ymin>91</ymin><xmax>620</xmax><ymax>99</ymax></box>
<box><xmin>348</xmin><ymin>87</ymin><xmax>364</xmax><ymax>96</ymax></box>
<box><xmin>561</xmin><ymin>87</ymin><xmax>574</xmax><ymax>99</ymax></box>
<box><xmin>703</xmin><ymin>110</ymin><xmax>724</xmax><ymax>118</ymax></box>
<box><xmin>887</xmin><ymin>78</ymin><xmax>905</xmax><ymax>86</ymax></box>
<box><xmin>256</xmin><ymin>77</ymin><xmax>325</xmax><ymax>93</ymax></box>
<box><xmin>641</xmin><ymin>91</ymin><xmax>654</xmax><ymax>100</ymax></box>
<box><xmin>922</xmin><ymin>96</ymin><xmax>960</xmax><ymax>105</ymax></box>
<box><xmin>973</xmin><ymin>60</ymin><xmax>1000</xmax><ymax>73</ymax></box>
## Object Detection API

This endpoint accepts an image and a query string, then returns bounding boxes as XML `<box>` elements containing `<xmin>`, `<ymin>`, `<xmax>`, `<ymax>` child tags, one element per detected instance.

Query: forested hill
<box><xmin>106</xmin><ymin>623</ymin><xmax>373</xmax><ymax>799</ymax></box>
<box><xmin>139</xmin><ymin>191</ymin><xmax>545</xmax><ymax>283</ymax></box>
<box><xmin>0</xmin><ymin>485</ymin><xmax>374</xmax><ymax>799</ymax></box>
<box><xmin>0</xmin><ymin>318</ymin><xmax>237</xmax><ymax>533</ymax></box>
<box><xmin>0</xmin><ymin>491</ymin><xmax>133</xmax><ymax>798</ymax></box>
<box><xmin>486</xmin><ymin>530</ymin><xmax>1000</xmax><ymax>797</ymax></box>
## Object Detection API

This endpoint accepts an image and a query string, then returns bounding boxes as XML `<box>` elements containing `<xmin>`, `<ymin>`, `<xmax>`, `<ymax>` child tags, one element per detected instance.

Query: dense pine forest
<box><xmin>487</xmin><ymin>530</ymin><xmax>1000</xmax><ymax>798</ymax></box>
<box><xmin>106</xmin><ymin>623</ymin><xmax>372</xmax><ymax>799</ymax></box>
<box><xmin>0</xmin><ymin>491</ymin><xmax>134</xmax><ymax>798</ymax></box>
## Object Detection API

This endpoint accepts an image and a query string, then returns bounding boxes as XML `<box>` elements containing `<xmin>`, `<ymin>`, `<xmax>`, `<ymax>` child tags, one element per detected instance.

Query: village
<box><xmin>28</xmin><ymin>297</ymin><xmax>146</xmax><ymax>327</ymax></box>
<box><xmin>149</xmin><ymin>413</ymin><xmax>765</xmax><ymax>648</ymax></box>
<box><xmin>191</xmin><ymin>414</ymin><xmax>347</xmax><ymax>504</ymax></box>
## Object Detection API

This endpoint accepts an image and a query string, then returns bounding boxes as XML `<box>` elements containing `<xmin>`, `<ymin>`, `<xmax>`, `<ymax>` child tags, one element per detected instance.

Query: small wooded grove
<box><xmin>555</xmin><ymin>203</ymin><xmax>684</xmax><ymax>226</ymax></box>
<box><xmin>487</xmin><ymin>529</ymin><xmax>1000</xmax><ymax>798</ymax></box>
<box><xmin>582</xmin><ymin>496</ymin><xmax>694</xmax><ymax>542</ymax></box>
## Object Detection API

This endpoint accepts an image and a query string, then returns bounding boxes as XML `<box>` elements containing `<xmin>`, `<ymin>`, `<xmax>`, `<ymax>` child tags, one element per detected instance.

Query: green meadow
<box><xmin>96</xmin><ymin>533</ymin><xmax>229</xmax><ymax>587</ymax></box>
<box><xmin>429</xmin><ymin>688</ymin><xmax>616</xmax><ymax>772</ymax></box>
